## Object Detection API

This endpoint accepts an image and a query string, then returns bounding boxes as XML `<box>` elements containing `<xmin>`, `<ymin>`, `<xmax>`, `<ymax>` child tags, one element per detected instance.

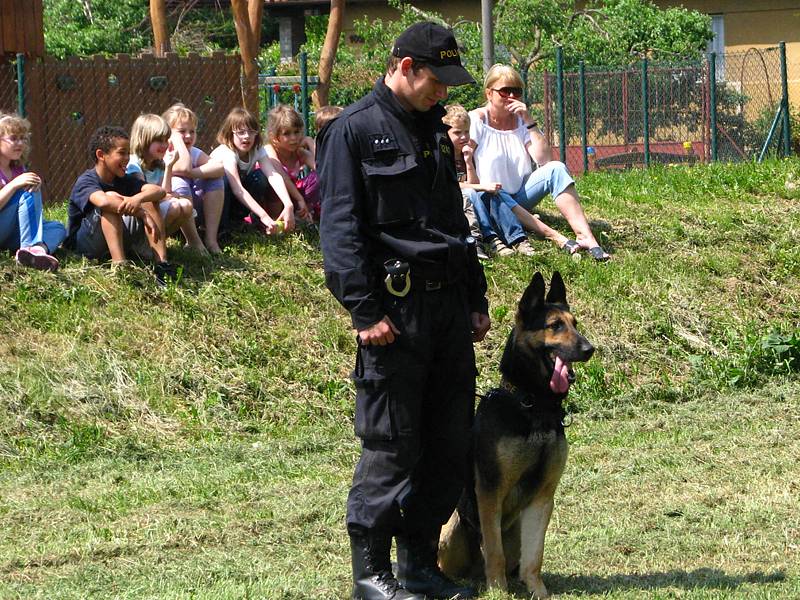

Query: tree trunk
<box><xmin>248</xmin><ymin>0</ymin><xmax>264</xmax><ymax>59</ymax></box>
<box><xmin>231</xmin><ymin>0</ymin><xmax>259</xmax><ymax>111</ymax></box>
<box><xmin>312</xmin><ymin>0</ymin><xmax>345</xmax><ymax>109</ymax></box>
<box><xmin>150</xmin><ymin>0</ymin><xmax>171</xmax><ymax>56</ymax></box>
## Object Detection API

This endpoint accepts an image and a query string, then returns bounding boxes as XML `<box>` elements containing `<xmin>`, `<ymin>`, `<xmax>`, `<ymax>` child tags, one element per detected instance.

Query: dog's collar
<box><xmin>497</xmin><ymin>378</ymin><xmax>572</xmax><ymax>427</ymax></box>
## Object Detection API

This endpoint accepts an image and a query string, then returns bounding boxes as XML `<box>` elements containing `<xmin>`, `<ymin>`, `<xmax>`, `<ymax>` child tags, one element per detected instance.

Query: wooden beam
<box><xmin>231</xmin><ymin>0</ymin><xmax>258</xmax><ymax>111</ymax></box>
<box><xmin>312</xmin><ymin>0</ymin><xmax>345</xmax><ymax>109</ymax></box>
<box><xmin>150</xmin><ymin>0</ymin><xmax>171</xmax><ymax>56</ymax></box>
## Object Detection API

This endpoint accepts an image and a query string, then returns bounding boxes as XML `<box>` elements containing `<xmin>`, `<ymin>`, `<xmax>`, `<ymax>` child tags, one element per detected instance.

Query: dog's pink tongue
<box><xmin>550</xmin><ymin>356</ymin><xmax>571</xmax><ymax>394</ymax></box>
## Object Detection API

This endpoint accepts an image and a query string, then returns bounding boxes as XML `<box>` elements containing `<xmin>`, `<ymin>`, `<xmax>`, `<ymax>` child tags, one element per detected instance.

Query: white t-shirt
<box><xmin>209</xmin><ymin>144</ymin><xmax>268</xmax><ymax>175</ymax></box>
<box><xmin>469</xmin><ymin>110</ymin><xmax>532</xmax><ymax>195</ymax></box>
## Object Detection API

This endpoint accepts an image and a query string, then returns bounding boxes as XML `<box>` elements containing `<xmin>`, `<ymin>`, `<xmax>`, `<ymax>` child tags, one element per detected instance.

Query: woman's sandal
<box><xmin>587</xmin><ymin>246</ymin><xmax>611</xmax><ymax>262</ymax></box>
<box><xmin>561</xmin><ymin>239</ymin><xmax>580</xmax><ymax>255</ymax></box>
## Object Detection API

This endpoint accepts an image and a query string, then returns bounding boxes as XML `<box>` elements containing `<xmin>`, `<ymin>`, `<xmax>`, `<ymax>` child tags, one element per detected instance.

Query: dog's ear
<box><xmin>519</xmin><ymin>272</ymin><xmax>546</xmax><ymax>322</ymax></box>
<box><xmin>546</xmin><ymin>271</ymin><xmax>568</xmax><ymax>306</ymax></box>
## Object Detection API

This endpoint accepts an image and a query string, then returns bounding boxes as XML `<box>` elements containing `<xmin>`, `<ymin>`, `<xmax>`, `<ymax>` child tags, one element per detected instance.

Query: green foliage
<box><xmin>44</xmin><ymin>0</ymin><xmax>151</xmax><ymax>58</ymax></box>
<box><xmin>262</xmin><ymin>1</ymin><xmax>486</xmax><ymax>111</ymax></box>
<box><xmin>494</xmin><ymin>0</ymin><xmax>712</xmax><ymax>86</ymax></box>
<box><xmin>43</xmin><ymin>1</ymin><xmax>278</xmax><ymax>58</ymax></box>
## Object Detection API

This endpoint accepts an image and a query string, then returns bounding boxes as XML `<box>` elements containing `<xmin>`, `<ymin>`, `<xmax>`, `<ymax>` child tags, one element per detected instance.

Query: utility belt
<box><xmin>382</xmin><ymin>259</ymin><xmax>455</xmax><ymax>297</ymax></box>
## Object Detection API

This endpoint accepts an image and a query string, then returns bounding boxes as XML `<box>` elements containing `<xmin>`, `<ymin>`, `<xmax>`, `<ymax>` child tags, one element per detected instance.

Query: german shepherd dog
<box><xmin>438</xmin><ymin>271</ymin><xmax>594</xmax><ymax>598</ymax></box>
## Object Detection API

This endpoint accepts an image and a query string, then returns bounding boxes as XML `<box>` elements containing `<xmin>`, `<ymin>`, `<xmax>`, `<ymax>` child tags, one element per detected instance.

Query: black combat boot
<box><xmin>396</xmin><ymin>532</ymin><xmax>476</xmax><ymax>599</ymax></box>
<box><xmin>350</xmin><ymin>527</ymin><xmax>426</xmax><ymax>600</ymax></box>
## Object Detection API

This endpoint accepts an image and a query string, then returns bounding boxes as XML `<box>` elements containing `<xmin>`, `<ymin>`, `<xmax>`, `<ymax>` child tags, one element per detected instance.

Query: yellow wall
<box><xmin>658</xmin><ymin>1</ymin><xmax>800</xmax><ymax>105</ymax></box>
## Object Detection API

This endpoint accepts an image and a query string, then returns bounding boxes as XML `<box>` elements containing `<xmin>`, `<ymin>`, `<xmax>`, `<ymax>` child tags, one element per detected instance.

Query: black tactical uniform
<box><xmin>318</xmin><ymin>40</ymin><xmax>488</xmax><ymax>599</ymax></box>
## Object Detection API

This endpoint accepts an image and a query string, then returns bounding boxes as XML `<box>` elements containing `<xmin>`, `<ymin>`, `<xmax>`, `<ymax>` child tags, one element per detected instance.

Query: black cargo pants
<box><xmin>347</xmin><ymin>283</ymin><xmax>476</xmax><ymax>537</ymax></box>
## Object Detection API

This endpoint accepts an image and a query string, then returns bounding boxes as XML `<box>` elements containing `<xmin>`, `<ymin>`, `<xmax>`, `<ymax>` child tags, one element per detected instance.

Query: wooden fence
<box><xmin>0</xmin><ymin>0</ymin><xmax>44</xmax><ymax>58</ymax></box>
<box><xmin>10</xmin><ymin>52</ymin><xmax>244</xmax><ymax>202</ymax></box>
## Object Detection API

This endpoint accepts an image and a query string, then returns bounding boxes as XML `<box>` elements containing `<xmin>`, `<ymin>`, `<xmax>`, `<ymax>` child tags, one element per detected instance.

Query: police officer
<box><xmin>317</xmin><ymin>22</ymin><xmax>491</xmax><ymax>600</ymax></box>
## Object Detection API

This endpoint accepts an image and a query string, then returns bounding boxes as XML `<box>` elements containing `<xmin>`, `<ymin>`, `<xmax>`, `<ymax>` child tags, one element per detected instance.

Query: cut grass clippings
<box><xmin>1</xmin><ymin>159</ymin><xmax>799</xmax><ymax>598</ymax></box>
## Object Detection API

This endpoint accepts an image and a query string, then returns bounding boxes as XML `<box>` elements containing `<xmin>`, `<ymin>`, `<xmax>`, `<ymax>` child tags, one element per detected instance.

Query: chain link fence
<box><xmin>3</xmin><ymin>52</ymin><xmax>244</xmax><ymax>203</ymax></box>
<box><xmin>540</xmin><ymin>46</ymin><xmax>792</xmax><ymax>174</ymax></box>
<box><xmin>1</xmin><ymin>57</ymin><xmax>18</xmax><ymax>117</ymax></box>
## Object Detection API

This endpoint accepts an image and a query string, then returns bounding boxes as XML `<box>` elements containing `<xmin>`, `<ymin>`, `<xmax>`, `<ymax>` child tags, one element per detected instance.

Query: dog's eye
<box><xmin>549</xmin><ymin>321</ymin><xmax>563</xmax><ymax>331</ymax></box>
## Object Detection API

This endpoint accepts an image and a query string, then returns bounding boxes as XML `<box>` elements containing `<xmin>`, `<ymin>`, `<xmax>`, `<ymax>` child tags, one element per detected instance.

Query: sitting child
<box><xmin>0</xmin><ymin>113</ymin><xmax>65</xmax><ymax>271</ymax></box>
<box><xmin>442</xmin><ymin>104</ymin><xmax>517</xmax><ymax>259</ymax></box>
<box><xmin>314</xmin><ymin>105</ymin><xmax>343</xmax><ymax>137</ymax></box>
<box><xmin>209</xmin><ymin>107</ymin><xmax>296</xmax><ymax>235</ymax></box>
<box><xmin>265</xmin><ymin>105</ymin><xmax>320</xmax><ymax>223</ymax></box>
<box><xmin>162</xmin><ymin>103</ymin><xmax>225</xmax><ymax>254</ymax></box>
<box><xmin>127</xmin><ymin>113</ymin><xmax>207</xmax><ymax>254</ymax></box>
<box><xmin>66</xmin><ymin>125</ymin><xmax>177</xmax><ymax>284</ymax></box>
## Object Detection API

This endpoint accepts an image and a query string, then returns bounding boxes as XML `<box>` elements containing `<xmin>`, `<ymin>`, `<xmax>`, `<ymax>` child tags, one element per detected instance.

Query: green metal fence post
<box><xmin>641</xmin><ymin>57</ymin><xmax>649</xmax><ymax>167</ymax></box>
<box><xmin>555</xmin><ymin>46</ymin><xmax>566</xmax><ymax>163</ymax></box>
<box><xmin>780</xmin><ymin>41</ymin><xmax>791</xmax><ymax>157</ymax></box>
<box><xmin>579</xmin><ymin>61</ymin><xmax>588</xmax><ymax>173</ymax></box>
<box><xmin>16</xmin><ymin>53</ymin><xmax>25</xmax><ymax>117</ymax></box>
<box><xmin>708</xmin><ymin>52</ymin><xmax>718</xmax><ymax>161</ymax></box>
<box><xmin>300</xmin><ymin>51</ymin><xmax>309</xmax><ymax>130</ymax></box>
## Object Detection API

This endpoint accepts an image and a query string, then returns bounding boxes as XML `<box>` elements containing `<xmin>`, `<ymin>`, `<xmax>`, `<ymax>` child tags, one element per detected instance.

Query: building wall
<box><xmin>657</xmin><ymin>1</ymin><xmax>800</xmax><ymax>105</ymax></box>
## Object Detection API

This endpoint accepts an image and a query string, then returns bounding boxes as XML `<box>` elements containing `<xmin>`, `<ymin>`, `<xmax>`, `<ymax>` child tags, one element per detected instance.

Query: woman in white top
<box><xmin>469</xmin><ymin>64</ymin><xmax>610</xmax><ymax>261</ymax></box>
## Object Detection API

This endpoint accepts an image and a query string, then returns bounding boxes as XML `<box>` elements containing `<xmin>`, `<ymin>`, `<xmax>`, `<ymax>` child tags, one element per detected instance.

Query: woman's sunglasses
<box><xmin>492</xmin><ymin>87</ymin><xmax>524</xmax><ymax>99</ymax></box>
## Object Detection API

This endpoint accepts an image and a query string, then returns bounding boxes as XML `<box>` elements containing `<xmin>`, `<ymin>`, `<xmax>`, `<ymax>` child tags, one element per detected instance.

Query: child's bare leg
<box><xmin>511</xmin><ymin>205</ymin><xmax>570</xmax><ymax>248</ymax></box>
<box><xmin>167</xmin><ymin>198</ymin><xmax>206</xmax><ymax>252</ymax></box>
<box><xmin>201</xmin><ymin>189</ymin><xmax>223</xmax><ymax>253</ymax></box>
<box><xmin>99</xmin><ymin>212</ymin><xmax>127</xmax><ymax>263</ymax></box>
<box><xmin>142</xmin><ymin>202</ymin><xmax>169</xmax><ymax>263</ymax></box>
<box><xmin>553</xmin><ymin>184</ymin><xmax>601</xmax><ymax>249</ymax></box>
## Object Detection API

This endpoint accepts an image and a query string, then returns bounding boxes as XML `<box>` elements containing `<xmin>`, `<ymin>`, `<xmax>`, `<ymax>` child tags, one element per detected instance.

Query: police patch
<box><xmin>369</xmin><ymin>133</ymin><xmax>397</xmax><ymax>152</ymax></box>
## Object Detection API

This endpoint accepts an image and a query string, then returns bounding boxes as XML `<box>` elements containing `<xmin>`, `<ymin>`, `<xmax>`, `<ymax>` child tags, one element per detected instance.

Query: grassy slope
<box><xmin>1</xmin><ymin>160</ymin><xmax>799</xmax><ymax>599</ymax></box>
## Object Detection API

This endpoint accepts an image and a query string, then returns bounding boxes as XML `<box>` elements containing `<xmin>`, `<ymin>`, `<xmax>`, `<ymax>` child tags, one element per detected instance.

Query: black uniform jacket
<box><xmin>318</xmin><ymin>79</ymin><xmax>489</xmax><ymax>331</ymax></box>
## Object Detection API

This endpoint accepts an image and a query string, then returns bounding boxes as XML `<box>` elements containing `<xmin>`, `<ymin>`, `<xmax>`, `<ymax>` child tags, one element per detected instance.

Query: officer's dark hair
<box><xmin>386</xmin><ymin>55</ymin><xmax>428</xmax><ymax>75</ymax></box>
<box><xmin>88</xmin><ymin>125</ymin><xmax>129</xmax><ymax>163</ymax></box>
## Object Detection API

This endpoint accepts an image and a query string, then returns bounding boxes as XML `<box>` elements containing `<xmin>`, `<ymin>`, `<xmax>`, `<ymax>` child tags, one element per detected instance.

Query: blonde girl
<box><xmin>265</xmin><ymin>104</ymin><xmax>318</xmax><ymax>222</ymax></box>
<box><xmin>162</xmin><ymin>103</ymin><xmax>225</xmax><ymax>254</ymax></box>
<box><xmin>209</xmin><ymin>107</ymin><xmax>295</xmax><ymax>235</ymax></box>
<box><xmin>126</xmin><ymin>113</ymin><xmax>207</xmax><ymax>253</ymax></box>
<box><xmin>0</xmin><ymin>113</ymin><xmax>65</xmax><ymax>271</ymax></box>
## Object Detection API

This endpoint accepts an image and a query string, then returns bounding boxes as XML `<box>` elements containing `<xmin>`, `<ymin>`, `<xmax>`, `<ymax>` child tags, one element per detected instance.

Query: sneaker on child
<box><xmin>15</xmin><ymin>245</ymin><xmax>59</xmax><ymax>272</ymax></box>
<box><xmin>513</xmin><ymin>239</ymin><xmax>536</xmax><ymax>256</ymax></box>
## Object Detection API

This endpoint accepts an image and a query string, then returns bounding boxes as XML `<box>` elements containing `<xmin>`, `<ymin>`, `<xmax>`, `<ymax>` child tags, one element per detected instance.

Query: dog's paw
<box><xmin>523</xmin><ymin>575</ymin><xmax>549</xmax><ymax>598</ymax></box>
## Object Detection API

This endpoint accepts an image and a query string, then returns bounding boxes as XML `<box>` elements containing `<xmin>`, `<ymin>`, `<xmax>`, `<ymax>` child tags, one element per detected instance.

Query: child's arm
<box><xmin>460</xmin><ymin>142</ymin><xmax>502</xmax><ymax>194</ymax></box>
<box><xmin>0</xmin><ymin>171</ymin><xmax>42</xmax><ymax>209</ymax></box>
<box><xmin>168</xmin><ymin>130</ymin><xmax>193</xmax><ymax>174</ymax></box>
<box><xmin>259</xmin><ymin>153</ymin><xmax>296</xmax><ymax>231</ymax></box>
<box><xmin>298</xmin><ymin>136</ymin><xmax>316</xmax><ymax>171</ymax></box>
<box><xmin>216</xmin><ymin>148</ymin><xmax>279</xmax><ymax>234</ymax></box>
<box><xmin>181</xmin><ymin>149</ymin><xmax>224</xmax><ymax>179</ymax></box>
<box><xmin>92</xmin><ymin>184</ymin><xmax>165</xmax><ymax>216</ymax></box>
<box><xmin>270</xmin><ymin>158</ymin><xmax>310</xmax><ymax>221</ymax></box>
<box><xmin>161</xmin><ymin>143</ymin><xmax>181</xmax><ymax>195</ymax></box>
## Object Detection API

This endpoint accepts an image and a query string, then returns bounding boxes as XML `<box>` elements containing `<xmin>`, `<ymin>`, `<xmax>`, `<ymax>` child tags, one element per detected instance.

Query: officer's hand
<box><xmin>470</xmin><ymin>312</ymin><xmax>490</xmax><ymax>342</ymax></box>
<box><xmin>358</xmin><ymin>316</ymin><xmax>400</xmax><ymax>346</ymax></box>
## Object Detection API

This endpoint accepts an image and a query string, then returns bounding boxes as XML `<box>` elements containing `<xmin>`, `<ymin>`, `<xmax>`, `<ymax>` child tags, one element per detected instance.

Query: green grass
<box><xmin>1</xmin><ymin>160</ymin><xmax>799</xmax><ymax>599</ymax></box>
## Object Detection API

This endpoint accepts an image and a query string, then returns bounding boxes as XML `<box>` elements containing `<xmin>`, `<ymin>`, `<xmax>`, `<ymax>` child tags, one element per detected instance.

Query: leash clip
<box><xmin>383</xmin><ymin>259</ymin><xmax>411</xmax><ymax>297</ymax></box>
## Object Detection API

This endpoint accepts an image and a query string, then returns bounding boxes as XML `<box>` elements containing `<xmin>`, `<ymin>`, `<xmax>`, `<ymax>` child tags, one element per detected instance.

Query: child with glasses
<box><xmin>209</xmin><ymin>107</ymin><xmax>295</xmax><ymax>235</ymax></box>
<box><xmin>163</xmin><ymin>103</ymin><xmax>225</xmax><ymax>254</ymax></box>
<box><xmin>0</xmin><ymin>113</ymin><xmax>66</xmax><ymax>271</ymax></box>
